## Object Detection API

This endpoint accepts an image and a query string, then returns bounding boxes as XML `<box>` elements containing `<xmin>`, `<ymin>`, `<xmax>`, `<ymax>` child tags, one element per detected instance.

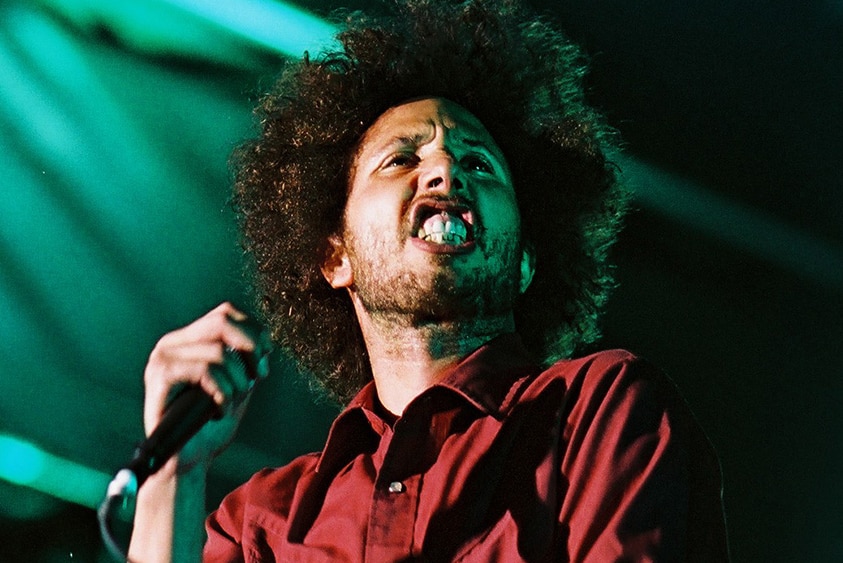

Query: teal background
<box><xmin>0</xmin><ymin>0</ymin><xmax>840</xmax><ymax>560</ymax></box>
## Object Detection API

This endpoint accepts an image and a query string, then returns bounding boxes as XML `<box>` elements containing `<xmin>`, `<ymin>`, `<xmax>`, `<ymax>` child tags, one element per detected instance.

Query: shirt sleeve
<box><xmin>203</xmin><ymin>456</ymin><xmax>320</xmax><ymax>563</ymax></box>
<box><xmin>203</xmin><ymin>470</ymin><xmax>255</xmax><ymax>563</ymax></box>
<box><xmin>558</xmin><ymin>353</ymin><xmax>728</xmax><ymax>562</ymax></box>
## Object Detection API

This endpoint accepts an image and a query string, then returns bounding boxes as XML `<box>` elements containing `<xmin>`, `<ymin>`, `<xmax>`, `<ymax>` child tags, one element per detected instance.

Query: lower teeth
<box><xmin>424</xmin><ymin>232</ymin><xmax>465</xmax><ymax>244</ymax></box>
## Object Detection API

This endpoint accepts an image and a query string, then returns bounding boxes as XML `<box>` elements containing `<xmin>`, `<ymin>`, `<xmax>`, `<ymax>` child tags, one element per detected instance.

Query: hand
<box><xmin>142</xmin><ymin>302</ymin><xmax>271</xmax><ymax>475</ymax></box>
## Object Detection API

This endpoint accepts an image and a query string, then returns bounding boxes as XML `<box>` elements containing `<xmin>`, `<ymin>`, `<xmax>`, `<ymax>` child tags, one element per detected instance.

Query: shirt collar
<box><xmin>315</xmin><ymin>333</ymin><xmax>539</xmax><ymax>474</ymax></box>
<box><xmin>432</xmin><ymin>332</ymin><xmax>539</xmax><ymax>418</ymax></box>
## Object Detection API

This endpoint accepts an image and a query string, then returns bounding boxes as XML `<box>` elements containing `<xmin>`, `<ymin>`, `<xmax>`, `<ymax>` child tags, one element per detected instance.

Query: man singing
<box><xmin>129</xmin><ymin>0</ymin><xmax>729</xmax><ymax>560</ymax></box>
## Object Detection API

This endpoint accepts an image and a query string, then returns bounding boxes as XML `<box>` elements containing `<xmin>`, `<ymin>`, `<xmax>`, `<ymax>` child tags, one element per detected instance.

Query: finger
<box><xmin>168</xmin><ymin>357</ymin><xmax>237</xmax><ymax>401</ymax></box>
<box><xmin>159</xmin><ymin>305</ymin><xmax>257</xmax><ymax>353</ymax></box>
<box><xmin>142</xmin><ymin>303</ymin><xmax>269</xmax><ymax>434</ymax></box>
<box><xmin>146</xmin><ymin>340</ymin><xmax>264</xmax><ymax>416</ymax></box>
<box><xmin>144</xmin><ymin>354</ymin><xmax>235</xmax><ymax>432</ymax></box>
<box><xmin>152</xmin><ymin>341</ymin><xmax>228</xmax><ymax>364</ymax></box>
<box><xmin>157</xmin><ymin>342</ymin><xmax>262</xmax><ymax>393</ymax></box>
<box><xmin>221</xmin><ymin>347</ymin><xmax>254</xmax><ymax>392</ymax></box>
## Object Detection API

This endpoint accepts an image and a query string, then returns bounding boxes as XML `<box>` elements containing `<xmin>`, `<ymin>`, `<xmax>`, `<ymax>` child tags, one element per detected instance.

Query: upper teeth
<box><xmin>417</xmin><ymin>211</ymin><xmax>467</xmax><ymax>245</ymax></box>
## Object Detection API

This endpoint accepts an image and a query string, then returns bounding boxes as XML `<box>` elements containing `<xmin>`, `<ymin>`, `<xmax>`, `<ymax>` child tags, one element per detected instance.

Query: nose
<box><xmin>419</xmin><ymin>153</ymin><xmax>464</xmax><ymax>194</ymax></box>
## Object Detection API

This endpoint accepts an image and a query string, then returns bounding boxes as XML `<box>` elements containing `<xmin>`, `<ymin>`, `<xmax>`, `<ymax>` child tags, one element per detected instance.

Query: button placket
<box><xmin>365</xmin><ymin>405</ymin><xmax>430</xmax><ymax>557</ymax></box>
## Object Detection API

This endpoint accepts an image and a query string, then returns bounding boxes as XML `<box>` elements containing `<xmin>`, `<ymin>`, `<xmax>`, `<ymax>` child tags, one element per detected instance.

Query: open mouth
<box><xmin>410</xmin><ymin>199</ymin><xmax>475</xmax><ymax>248</ymax></box>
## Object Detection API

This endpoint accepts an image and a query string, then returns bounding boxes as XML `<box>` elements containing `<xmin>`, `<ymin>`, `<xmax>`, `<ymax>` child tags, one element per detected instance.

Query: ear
<box><xmin>320</xmin><ymin>235</ymin><xmax>353</xmax><ymax>289</ymax></box>
<box><xmin>519</xmin><ymin>243</ymin><xmax>535</xmax><ymax>294</ymax></box>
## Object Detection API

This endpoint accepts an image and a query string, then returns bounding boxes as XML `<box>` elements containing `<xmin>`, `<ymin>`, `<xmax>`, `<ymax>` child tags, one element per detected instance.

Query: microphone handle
<box><xmin>126</xmin><ymin>385</ymin><xmax>220</xmax><ymax>488</ymax></box>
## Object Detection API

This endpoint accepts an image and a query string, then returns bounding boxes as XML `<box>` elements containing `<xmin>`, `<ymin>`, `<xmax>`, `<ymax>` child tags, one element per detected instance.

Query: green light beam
<box><xmin>161</xmin><ymin>0</ymin><xmax>339</xmax><ymax>58</ymax></box>
<box><xmin>0</xmin><ymin>433</ymin><xmax>110</xmax><ymax>510</ymax></box>
<box><xmin>620</xmin><ymin>155</ymin><xmax>843</xmax><ymax>292</ymax></box>
<box><xmin>1</xmin><ymin>4</ymin><xmax>240</xmax><ymax>341</ymax></box>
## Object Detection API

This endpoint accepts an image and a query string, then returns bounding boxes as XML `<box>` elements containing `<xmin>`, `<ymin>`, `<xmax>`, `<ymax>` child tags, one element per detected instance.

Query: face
<box><xmin>322</xmin><ymin>97</ymin><xmax>534</xmax><ymax>323</ymax></box>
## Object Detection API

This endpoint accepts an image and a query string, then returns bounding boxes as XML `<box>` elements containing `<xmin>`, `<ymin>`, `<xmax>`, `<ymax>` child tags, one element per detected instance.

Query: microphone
<box><xmin>99</xmin><ymin>320</ymin><xmax>271</xmax><ymax>560</ymax></box>
<box><xmin>105</xmin><ymin>319</ymin><xmax>271</xmax><ymax>496</ymax></box>
<box><xmin>124</xmin><ymin>347</ymin><xmax>255</xmax><ymax>488</ymax></box>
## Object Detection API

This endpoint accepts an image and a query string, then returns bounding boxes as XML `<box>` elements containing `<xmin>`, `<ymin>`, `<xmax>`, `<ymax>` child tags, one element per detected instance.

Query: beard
<box><xmin>345</xmin><ymin>233</ymin><xmax>523</xmax><ymax>326</ymax></box>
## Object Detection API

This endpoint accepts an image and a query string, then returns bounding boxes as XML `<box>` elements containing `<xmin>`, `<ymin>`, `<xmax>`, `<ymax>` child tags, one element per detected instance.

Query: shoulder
<box><xmin>533</xmin><ymin>349</ymin><xmax>720</xmax><ymax>487</ymax></box>
<box><xmin>547</xmin><ymin>348</ymin><xmax>650</xmax><ymax>379</ymax></box>
<box><xmin>528</xmin><ymin>348</ymin><xmax>668</xmax><ymax>403</ymax></box>
<box><xmin>207</xmin><ymin>452</ymin><xmax>321</xmax><ymax>542</ymax></box>
<box><xmin>542</xmin><ymin>351</ymin><xmax>729</xmax><ymax>559</ymax></box>
<box><xmin>525</xmin><ymin>349</ymin><xmax>703</xmax><ymax>446</ymax></box>
<box><xmin>225</xmin><ymin>452</ymin><xmax>320</xmax><ymax>510</ymax></box>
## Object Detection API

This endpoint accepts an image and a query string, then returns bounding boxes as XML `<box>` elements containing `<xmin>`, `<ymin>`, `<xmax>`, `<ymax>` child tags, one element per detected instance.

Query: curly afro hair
<box><xmin>233</xmin><ymin>0</ymin><xmax>628</xmax><ymax>404</ymax></box>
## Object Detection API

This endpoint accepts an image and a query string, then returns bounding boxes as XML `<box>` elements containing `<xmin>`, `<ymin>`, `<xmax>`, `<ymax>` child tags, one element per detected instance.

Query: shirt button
<box><xmin>387</xmin><ymin>481</ymin><xmax>406</xmax><ymax>493</ymax></box>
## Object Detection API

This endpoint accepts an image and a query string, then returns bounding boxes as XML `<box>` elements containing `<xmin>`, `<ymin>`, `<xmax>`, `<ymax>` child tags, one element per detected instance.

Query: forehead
<box><xmin>358</xmin><ymin>97</ymin><xmax>499</xmax><ymax>152</ymax></box>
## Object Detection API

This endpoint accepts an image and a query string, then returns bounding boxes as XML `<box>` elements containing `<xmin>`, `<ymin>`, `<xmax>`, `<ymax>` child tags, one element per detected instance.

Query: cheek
<box><xmin>483</xmin><ymin>192</ymin><xmax>522</xmax><ymax>232</ymax></box>
<box><xmin>344</xmin><ymin>185</ymin><xmax>408</xmax><ymax>239</ymax></box>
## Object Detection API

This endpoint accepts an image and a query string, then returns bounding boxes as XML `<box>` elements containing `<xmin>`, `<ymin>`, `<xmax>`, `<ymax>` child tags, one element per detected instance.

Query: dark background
<box><xmin>0</xmin><ymin>0</ymin><xmax>840</xmax><ymax>560</ymax></box>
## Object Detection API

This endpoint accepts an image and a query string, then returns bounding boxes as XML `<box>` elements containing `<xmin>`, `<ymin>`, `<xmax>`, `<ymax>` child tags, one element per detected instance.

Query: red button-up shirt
<box><xmin>205</xmin><ymin>335</ymin><xmax>728</xmax><ymax>561</ymax></box>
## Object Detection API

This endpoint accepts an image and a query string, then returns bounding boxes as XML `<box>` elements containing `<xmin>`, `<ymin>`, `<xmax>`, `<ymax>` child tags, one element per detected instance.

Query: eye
<box><xmin>462</xmin><ymin>154</ymin><xmax>494</xmax><ymax>175</ymax></box>
<box><xmin>384</xmin><ymin>153</ymin><xmax>419</xmax><ymax>168</ymax></box>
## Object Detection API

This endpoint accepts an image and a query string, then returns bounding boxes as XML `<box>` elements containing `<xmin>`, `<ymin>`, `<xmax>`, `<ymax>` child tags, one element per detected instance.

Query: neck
<box><xmin>354</xmin><ymin>302</ymin><xmax>514</xmax><ymax>416</ymax></box>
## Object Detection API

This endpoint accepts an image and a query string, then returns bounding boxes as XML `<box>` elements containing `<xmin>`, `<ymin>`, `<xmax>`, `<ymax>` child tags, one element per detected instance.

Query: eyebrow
<box><xmin>389</xmin><ymin>131</ymin><xmax>433</xmax><ymax>148</ymax></box>
<box><xmin>378</xmin><ymin>132</ymin><xmax>498</xmax><ymax>157</ymax></box>
<box><xmin>462</xmin><ymin>137</ymin><xmax>498</xmax><ymax>155</ymax></box>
